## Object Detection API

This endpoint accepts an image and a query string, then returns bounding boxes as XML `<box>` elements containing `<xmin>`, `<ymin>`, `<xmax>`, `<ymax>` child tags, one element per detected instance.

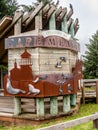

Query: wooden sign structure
<box><xmin>2</xmin><ymin>2</ymin><xmax>82</xmax><ymax>116</ymax></box>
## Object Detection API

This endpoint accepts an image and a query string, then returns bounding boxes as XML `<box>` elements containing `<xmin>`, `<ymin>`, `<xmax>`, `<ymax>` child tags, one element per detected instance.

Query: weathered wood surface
<box><xmin>0</xmin><ymin>96</ymin><xmax>14</xmax><ymax>113</ymax></box>
<box><xmin>58</xmin><ymin>8</ymin><xmax>67</xmax><ymax>21</ymax></box>
<box><xmin>81</xmin><ymin>79</ymin><xmax>98</xmax><ymax>104</ymax></box>
<box><xmin>38</xmin><ymin>113</ymin><xmax>98</xmax><ymax>130</ymax></box>
<box><xmin>25</xmin><ymin>2</ymin><xmax>44</xmax><ymax>26</ymax></box>
<box><xmin>0</xmin><ymin>11</ymin><xmax>23</xmax><ymax>39</ymax></box>
<box><xmin>8</xmin><ymin>48</ymin><xmax>76</xmax><ymax>75</ymax></box>
<box><xmin>0</xmin><ymin>16</ymin><xmax>12</xmax><ymax>33</ymax></box>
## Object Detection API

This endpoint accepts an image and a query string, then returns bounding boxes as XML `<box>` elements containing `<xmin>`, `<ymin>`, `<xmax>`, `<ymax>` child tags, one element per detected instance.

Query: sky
<box><xmin>17</xmin><ymin>0</ymin><xmax>98</xmax><ymax>55</ymax></box>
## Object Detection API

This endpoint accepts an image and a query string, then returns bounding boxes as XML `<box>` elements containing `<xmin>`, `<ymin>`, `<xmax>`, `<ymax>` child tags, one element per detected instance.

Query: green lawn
<box><xmin>1</xmin><ymin>103</ymin><xmax>98</xmax><ymax>130</ymax></box>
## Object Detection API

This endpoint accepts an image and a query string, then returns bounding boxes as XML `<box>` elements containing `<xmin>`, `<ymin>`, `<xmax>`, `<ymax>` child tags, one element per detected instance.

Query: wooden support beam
<box><xmin>61</xmin><ymin>16</ymin><xmax>68</xmax><ymax>33</ymax></box>
<box><xmin>74</xmin><ymin>18</ymin><xmax>79</xmax><ymax>35</ymax></box>
<box><xmin>47</xmin><ymin>5</ymin><xmax>56</xmax><ymax>20</ymax></box>
<box><xmin>67</xmin><ymin>18</ymin><xmax>73</xmax><ymax>31</ymax></box>
<box><xmin>22</xmin><ymin>13</ymin><xmax>30</xmax><ymax>24</ymax></box>
<box><xmin>0</xmin><ymin>11</ymin><xmax>23</xmax><ymax>39</ymax></box>
<box><xmin>36</xmin><ymin>98</ymin><xmax>45</xmax><ymax>117</ymax></box>
<box><xmin>13</xmin><ymin>11</ymin><xmax>22</xmax><ymax>116</ymax></box>
<box><xmin>74</xmin><ymin>25</ymin><xmax>79</xmax><ymax>35</ymax></box>
<box><xmin>22</xmin><ymin>7</ymin><xmax>35</xmax><ymax>24</ymax></box>
<box><xmin>58</xmin><ymin>8</ymin><xmax>67</xmax><ymax>21</ymax></box>
<box><xmin>74</xmin><ymin>18</ymin><xmax>79</xmax><ymax>29</ymax></box>
<box><xmin>69</xmin><ymin>21</ymin><xmax>74</xmax><ymax>38</ymax></box>
<box><xmin>70</xmin><ymin>94</ymin><xmax>76</xmax><ymax>106</ymax></box>
<box><xmin>50</xmin><ymin>97</ymin><xmax>58</xmax><ymax>116</ymax></box>
<box><xmin>42</xmin><ymin>4</ymin><xmax>50</xmax><ymax>15</ymax></box>
<box><xmin>25</xmin><ymin>2</ymin><xmax>44</xmax><ymax>27</ymax></box>
<box><xmin>55</xmin><ymin>6</ymin><xmax>62</xmax><ymax>18</ymax></box>
<box><xmin>49</xmin><ymin>12</ymin><xmax>56</xmax><ymax>30</ymax></box>
<box><xmin>66</xmin><ymin>4</ymin><xmax>73</xmax><ymax>21</ymax></box>
<box><xmin>63</xmin><ymin>95</ymin><xmax>70</xmax><ymax>112</ymax></box>
<box><xmin>96</xmin><ymin>81</ymin><xmax>98</xmax><ymax>104</ymax></box>
<box><xmin>35</xmin><ymin>10</ymin><xmax>42</xmax><ymax>30</ymax></box>
<box><xmin>14</xmin><ymin>97</ymin><xmax>21</xmax><ymax>115</ymax></box>
<box><xmin>0</xmin><ymin>16</ymin><xmax>12</xmax><ymax>34</ymax></box>
<box><xmin>43</xmin><ymin>5</ymin><xmax>56</xmax><ymax>28</ymax></box>
<box><xmin>93</xmin><ymin>118</ymin><xmax>98</xmax><ymax>129</ymax></box>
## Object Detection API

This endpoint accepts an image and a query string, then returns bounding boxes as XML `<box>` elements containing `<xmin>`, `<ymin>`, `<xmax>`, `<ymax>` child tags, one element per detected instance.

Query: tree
<box><xmin>83</xmin><ymin>31</ymin><xmax>98</xmax><ymax>79</ymax></box>
<box><xmin>0</xmin><ymin>0</ymin><xmax>18</xmax><ymax>19</ymax></box>
<box><xmin>33</xmin><ymin>0</ymin><xmax>59</xmax><ymax>6</ymax></box>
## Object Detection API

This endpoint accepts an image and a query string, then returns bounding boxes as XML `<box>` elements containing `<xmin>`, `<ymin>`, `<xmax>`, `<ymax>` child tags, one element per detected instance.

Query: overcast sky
<box><xmin>17</xmin><ymin>0</ymin><xmax>98</xmax><ymax>55</ymax></box>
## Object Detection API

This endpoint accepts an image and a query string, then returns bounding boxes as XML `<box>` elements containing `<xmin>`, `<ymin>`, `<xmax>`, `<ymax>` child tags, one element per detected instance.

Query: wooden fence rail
<box><xmin>38</xmin><ymin>113</ymin><xmax>98</xmax><ymax>130</ymax></box>
<box><xmin>82</xmin><ymin>79</ymin><xmax>98</xmax><ymax>104</ymax></box>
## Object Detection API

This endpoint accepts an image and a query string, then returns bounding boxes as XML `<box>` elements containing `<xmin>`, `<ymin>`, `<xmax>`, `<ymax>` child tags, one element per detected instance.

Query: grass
<box><xmin>1</xmin><ymin>103</ymin><xmax>98</xmax><ymax>130</ymax></box>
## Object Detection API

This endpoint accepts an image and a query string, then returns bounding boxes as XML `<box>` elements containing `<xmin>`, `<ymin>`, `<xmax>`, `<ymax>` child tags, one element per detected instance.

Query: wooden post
<box><xmin>13</xmin><ymin>11</ymin><xmax>22</xmax><ymax>115</ymax></box>
<box><xmin>96</xmin><ymin>81</ymin><xmax>98</xmax><ymax>104</ymax></box>
<box><xmin>63</xmin><ymin>95</ymin><xmax>70</xmax><ymax>112</ymax></box>
<box><xmin>49</xmin><ymin>12</ymin><xmax>56</xmax><ymax>30</ymax></box>
<box><xmin>35</xmin><ymin>10</ymin><xmax>42</xmax><ymax>30</ymax></box>
<box><xmin>61</xmin><ymin>16</ymin><xmax>68</xmax><ymax>33</ymax></box>
<box><xmin>50</xmin><ymin>97</ymin><xmax>58</xmax><ymax>116</ymax></box>
<box><xmin>14</xmin><ymin>97</ymin><xmax>21</xmax><ymax>115</ymax></box>
<box><xmin>36</xmin><ymin>98</ymin><xmax>45</xmax><ymax>117</ymax></box>
<box><xmin>82</xmin><ymin>83</ymin><xmax>85</xmax><ymax>104</ymax></box>
<box><xmin>93</xmin><ymin>119</ymin><xmax>98</xmax><ymax>129</ymax></box>
<box><xmin>69</xmin><ymin>22</ymin><xmax>74</xmax><ymax>38</ymax></box>
<box><xmin>49</xmin><ymin>12</ymin><xmax>57</xmax><ymax>116</ymax></box>
<box><xmin>70</xmin><ymin>94</ymin><xmax>76</xmax><ymax>106</ymax></box>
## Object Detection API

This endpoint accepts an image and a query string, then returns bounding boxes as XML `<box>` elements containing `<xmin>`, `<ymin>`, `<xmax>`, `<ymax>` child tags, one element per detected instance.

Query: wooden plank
<box><xmin>55</xmin><ymin>6</ymin><xmax>62</xmax><ymax>18</ymax></box>
<box><xmin>50</xmin><ymin>97</ymin><xmax>58</xmax><ymax>116</ymax></box>
<box><xmin>0</xmin><ymin>16</ymin><xmax>12</xmax><ymax>33</ymax></box>
<box><xmin>83</xmin><ymin>79</ymin><xmax>98</xmax><ymax>82</ymax></box>
<box><xmin>66</xmin><ymin>5</ymin><xmax>73</xmax><ymax>21</ymax></box>
<box><xmin>38</xmin><ymin>113</ymin><xmax>98</xmax><ymax>130</ymax></box>
<box><xmin>82</xmin><ymin>83</ymin><xmax>85</xmax><ymax>104</ymax></box>
<box><xmin>58</xmin><ymin>8</ymin><xmax>67</xmax><ymax>21</ymax></box>
<box><xmin>42</xmin><ymin>4</ymin><xmax>50</xmax><ymax>15</ymax></box>
<box><xmin>21</xmin><ymin>98</ymin><xmax>35</xmax><ymax>103</ymax></box>
<box><xmin>35</xmin><ymin>10</ymin><xmax>42</xmax><ymax>30</ymax></box>
<box><xmin>67</xmin><ymin>18</ymin><xmax>73</xmax><ymax>30</ymax></box>
<box><xmin>84</xmin><ymin>83</ymin><xmax>96</xmax><ymax>86</ymax></box>
<box><xmin>0</xmin><ymin>108</ymin><xmax>14</xmax><ymax>113</ymax></box>
<box><xmin>47</xmin><ymin>5</ymin><xmax>56</xmax><ymax>20</ymax></box>
<box><xmin>96</xmin><ymin>81</ymin><xmax>98</xmax><ymax>104</ymax></box>
<box><xmin>25</xmin><ymin>2</ymin><xmax>44</xmax><ymax>26</ymax></box>
<box><xmin>0</xmin><ymin>11</ymin><xmax>23</xmax><ymax>39</ymax></box>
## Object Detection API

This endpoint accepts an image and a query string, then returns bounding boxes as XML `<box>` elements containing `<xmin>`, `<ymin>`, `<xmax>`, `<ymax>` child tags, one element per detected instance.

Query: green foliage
<box><xmin>83</xmin><ymin>31</ymin><xmax>98</xmax><ymax>79</ymax></box>
<box><xmin>34</xmin><ymin>0</ymin><xmax>59</xmax><ymax>6</ymax></box>
<box><xmin>0</xmin><ymin>65</ymin><xmax>7</xmax><ymax>70</ymax></box>
<box><xmin>0</xmin><ymin>0</ymin><xmax>18</xmax><ymax>19</ymax></box>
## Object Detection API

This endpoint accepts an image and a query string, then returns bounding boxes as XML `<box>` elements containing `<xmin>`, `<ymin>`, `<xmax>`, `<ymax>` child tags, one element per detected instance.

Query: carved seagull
<box><xmin>27</xmin><ymin>84</ymin><xmax>40</xmax><ymax>96</ymax></box>
<box><xmin>6</xmin><ymin>77</ymin><xmax>26</xmax><ymax>95</ymax></box>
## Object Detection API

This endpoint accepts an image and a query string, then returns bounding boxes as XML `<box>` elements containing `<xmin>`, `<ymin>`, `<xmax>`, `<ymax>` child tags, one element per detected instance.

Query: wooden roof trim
<box><xmin>0</xmin><ymin>16</ymin><xmax>12</xmax><ymax>33</ymax></box>
<box><xmin>74</xmin><ymin>18</ymin><xmax>79</xmax><ymax>35</ymax></box>
<box><xmin>55</xmin><ymin>6</ymin><xmax>62</xmax><ymax>18</ymax></box>
<box><xmin>66</xmin><ymin>5</ymin><xmax>73</xmax><ymax>21</ymax></box>
<box><xmin>67</xmin><ymin>18</ymin><xmax>73</xmax><ymax>31</ymax></box>
<box><xmin>74</xmin><ymin>18</ymin><xmax>79</xmax><ymax>29</ymax></box>
<box><xmin>0</xmin><ymin>11</ymin><xmax>23</xmax><ymax>39</ymax></box>
<box><xmin>25</xmin><ymin>2</ymin><xmax>44</xmax><ymax>27</ymax></box>
<box><xmin>47</xmin><ymin>4</ymin><xmax>56</xmax><ymax>19</ymax></box>
<box><xmin>0</xmin><ymin>16</ymin><xmax>12</xmax><ymax>26</ymax></box>
<box><xmin>42</xmin><ymin>3</ymin><xmax>50</xmax><ymax>15</ymax></box>
<box><xmin>74</xmin><ymin>25</ymin><xmax>79</xmax><ymax>35</ymax></box>
<box><xmin>57</xmin><ymin>7</ymin><xmax>67</xmax><ymax>21</ymax></box>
